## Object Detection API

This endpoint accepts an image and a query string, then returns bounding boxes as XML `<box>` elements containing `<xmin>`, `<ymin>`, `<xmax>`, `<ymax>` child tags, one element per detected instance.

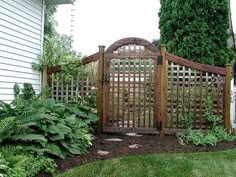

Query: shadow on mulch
<box><xmin>37</xmin><ymin>133</ymin><xmax>236</xmax><ymax>177</ymax></box>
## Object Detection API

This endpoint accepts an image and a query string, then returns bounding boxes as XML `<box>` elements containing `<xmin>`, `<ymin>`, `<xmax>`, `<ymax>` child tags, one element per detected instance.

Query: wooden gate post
<box><xmin>224</xmin><ymin>64</ymin><xmax>231</xmax><ymax>132</ymax></box>
<box><xmin>42</xmin><ymin>65</ymin><xmax>48</xmax><ymax>99</ymax></box>
<box><xmin>97</xmin><ymin>46</ymin><xmax>105</xmax><ymax>134</ymax></box>
<box><xmin>160</xmin><ymin>44</ymin><xmax>167</xmax><ymax>136</ymax></box>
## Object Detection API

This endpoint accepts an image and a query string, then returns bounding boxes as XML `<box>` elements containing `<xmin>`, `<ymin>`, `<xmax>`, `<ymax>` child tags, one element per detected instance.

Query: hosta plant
<box><xmin>0</xmin><ymin>84</ymin><xmax>98</xmax><ymax>159</ymax></box>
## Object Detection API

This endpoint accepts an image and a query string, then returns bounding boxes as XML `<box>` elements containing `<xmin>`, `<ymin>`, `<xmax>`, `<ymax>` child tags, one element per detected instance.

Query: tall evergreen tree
<box><xmin>44</xmin><ymin>5</ymin><xmax>57</xmax><ymax>37</ymax></box>
<box><xmin>159</xmin><ymin>0</ymin><xmax>233</xmax><ymax>66</ymax></box>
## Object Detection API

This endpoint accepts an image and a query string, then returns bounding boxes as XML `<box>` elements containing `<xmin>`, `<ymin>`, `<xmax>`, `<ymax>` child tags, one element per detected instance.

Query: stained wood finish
<box><xmin>166</xmin><ymin>53</ymin><xmax>226</xmax><ymax>75</ymax></box>
<box><xmin>47</xmin><ymin>66</ymin><xmax>62</xmax><ymax>74</ymax></box>
<box><xmin>166</xmin><ymin>56</ymin><xmax>225</xmax><ymax>130</ymax></box>
<box><xmin>97</xmin><ymin>46</ymin><xmax>105</xmax><ymax>134</ymax></box>
<box><xmin>224</xmin><ymin>64</ymin><xmax>231</xmax><ymax>132</ymax></box>
<box><xmin>106</xmin><ymin>37</ymin><xmax>159</xmax><ymax>54</ymax></box>
<box><xmin>103</xmin><ymin>38</ymin><xmax>158</xmax><ymax>133</ymax></box>
<box><xmin>82</xmin><ymin>52</ymin><xmax>99</xmax><ymax>64</ymax></box>
<box><xmin>46</xmin><ymin>61</ymin><xmax>98</xmax><ymax>103</ymax></box>
<box><xmin>44</xmin><ymin>37</ymin><xmax>230</xmax><ymax>135</ymax></box>
<box><xmin>160</xmin><ymin>45</ymin><xmax>167</xmax><ymax>136</ymax></box>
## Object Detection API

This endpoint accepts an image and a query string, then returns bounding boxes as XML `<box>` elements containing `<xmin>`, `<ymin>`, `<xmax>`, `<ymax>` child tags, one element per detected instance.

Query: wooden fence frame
<box><xmin>42</xmin><ymin>38</ymin><xmax>231</xmax><ymax>134</ymax></box>
<box><xmin>165</xmin><ymin>53</ymin><xmax>230</xmax><ymax>133</ymax></box>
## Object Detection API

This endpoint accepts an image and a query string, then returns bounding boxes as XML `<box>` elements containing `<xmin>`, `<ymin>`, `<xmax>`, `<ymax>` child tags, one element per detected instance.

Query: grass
<box><xmin>57</xmin><ymin>149</ymin><xmax>236</xmax><ymax>177</ymax></box>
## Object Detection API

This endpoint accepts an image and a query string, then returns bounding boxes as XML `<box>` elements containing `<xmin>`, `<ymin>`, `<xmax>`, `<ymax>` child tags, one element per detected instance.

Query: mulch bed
<box><xmin>37</xmin><ymin>133</ymin><xmax>236</xmax><ymax>177</ymax></box>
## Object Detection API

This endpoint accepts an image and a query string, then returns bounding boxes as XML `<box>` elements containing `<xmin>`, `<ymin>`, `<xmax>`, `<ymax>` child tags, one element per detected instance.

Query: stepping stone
<box><xmin>126</xmin><ymin>133</ymin><xmax>143</xmax><ymax>137</ymax></box>
<box><xmin>97</xmin><ymin>150</ymin><xmax>110</xmax><ymax>155</ymax></box>
<box><xmin>104</xmin><ymin>138</ymin><xmax>123</xmax><ymax>142</ymax></box>
<box><xmin>129</xmin><ymin>144</ymin><xmax>141</xmax><ymax>148</ymax></box>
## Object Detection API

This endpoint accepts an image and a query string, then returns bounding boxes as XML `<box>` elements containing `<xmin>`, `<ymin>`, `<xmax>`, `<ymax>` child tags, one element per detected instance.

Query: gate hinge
<box><xmin>158</xmin><ymin>55</ymin><xmax>163</xmax><ymax>65</ymax></box>
<box><xmin>157</xmin><ymin>121</ymin><xmax>162</xmax><ymax>131</ymax></box>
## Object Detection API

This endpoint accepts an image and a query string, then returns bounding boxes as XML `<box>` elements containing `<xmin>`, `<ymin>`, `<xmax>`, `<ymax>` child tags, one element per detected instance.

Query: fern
<box><xmin>16</xmin><ymin>111</ymin><xmax>48</xmax><ymax>126</ymax></box>
<box><xmin>0</xmin><ymin>117</ymin><xmax>15</xmax><ymax>135</ymax></box>
<box><xmin>0</xmin><ymin>101</ymin><xmax>14</xmax><ymax>118</ymax></box>
<box><xmin>10</xmin><ymin>134</ymin><xmax>47</xmax><ymax>143</ymax></box>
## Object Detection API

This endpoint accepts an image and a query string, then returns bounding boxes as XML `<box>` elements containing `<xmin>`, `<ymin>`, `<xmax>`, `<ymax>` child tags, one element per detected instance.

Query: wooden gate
<box><xmin>97</xmin><ymin>38</ymin><xmax>165</xmax><ymax>134</ymax></box>
<box><xmin>43</xmin><ymin>37</ymin><xmax>231</xmax><ymax>135</ymax></box>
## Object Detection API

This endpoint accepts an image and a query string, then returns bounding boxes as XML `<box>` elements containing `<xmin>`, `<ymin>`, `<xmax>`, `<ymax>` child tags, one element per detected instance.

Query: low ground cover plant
<box><xmin>0</xmin><ymin>83</ymin><xmax>98</xmax><ymax>176</ymax></box>
<box><xmin>177</xmin><ymin>97</ymin><xmax>234</xmax><ymax>146</ymax></box>
<box><xmin>0</xmin><ymin>146</ymin><xmax>56</xmax><ymax>177</ymax></box>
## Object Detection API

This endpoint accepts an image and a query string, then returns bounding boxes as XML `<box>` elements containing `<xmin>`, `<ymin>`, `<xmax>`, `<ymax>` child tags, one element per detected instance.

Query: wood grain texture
<box><xmin>106</xmin><ymin>37</ymin><xmax>159</xmax><ymax>53</ymax></box>
<box><xmin>160</xmin><ymin>45</ymin><xmax>167</xmax><ymax>136</ymax></box>
<box><xmin>166</xmin><ymin>52</ymin><xmax>226</xmax><ymax>75</ymax></box>
<box><xmin>97</xmin><ymin>46</ymin><xmax>105</xmax><ymax>134</ymax></box>
<box><xmin>224</xmin><ymin>64</ymin><xmax>231</xmax><ymax>132</ymax></box>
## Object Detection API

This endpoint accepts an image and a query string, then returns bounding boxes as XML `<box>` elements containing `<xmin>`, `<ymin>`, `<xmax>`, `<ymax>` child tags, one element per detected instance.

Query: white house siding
<box><xmin>0</xmin><ymin>0</ymin><xmax>44</xmax><ymax>103</ymax></box>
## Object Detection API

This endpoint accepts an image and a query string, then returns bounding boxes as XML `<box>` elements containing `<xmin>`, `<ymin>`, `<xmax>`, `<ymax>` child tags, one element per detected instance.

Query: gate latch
<box><xmin>158</xmin><ymin>55</ymin><xmax>163</xmax><ymax>65</ymax></box>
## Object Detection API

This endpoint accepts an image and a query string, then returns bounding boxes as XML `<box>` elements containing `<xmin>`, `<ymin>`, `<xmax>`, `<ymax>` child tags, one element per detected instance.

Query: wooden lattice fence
<box><xmin>44</xmin><ymin>60</ymin><xmax>98</xmax><ymax>103</ymax></box>
<box><xmin>165</xmin><ymin>53</ymin><xmax>230</xmax><ymax>134</ymax></box>
<box><xmin>42</xmin><ymin>37</ymin><xmax>231</xmax><ymax>135</ymax></box>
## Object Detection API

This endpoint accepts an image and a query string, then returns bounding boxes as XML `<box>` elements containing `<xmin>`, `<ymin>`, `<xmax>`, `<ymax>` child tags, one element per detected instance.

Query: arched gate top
<box><xmin>106</xmin><ymin>37</ymin><xmax>159</xmax><ymax>53</ymax></box>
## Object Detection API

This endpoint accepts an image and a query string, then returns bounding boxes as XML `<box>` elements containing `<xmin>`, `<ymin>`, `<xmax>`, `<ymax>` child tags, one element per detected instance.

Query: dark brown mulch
<box><xmin>37</xmin><ymin>133</ymin><xmax>236</xmax><ymax>177</ymax></box>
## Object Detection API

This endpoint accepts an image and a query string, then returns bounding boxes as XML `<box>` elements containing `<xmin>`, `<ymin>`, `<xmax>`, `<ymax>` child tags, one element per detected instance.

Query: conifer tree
<box><xmin>159</xmin><ymin>0</ymin><xmax>233</xmax><ymax>66</ymax></box>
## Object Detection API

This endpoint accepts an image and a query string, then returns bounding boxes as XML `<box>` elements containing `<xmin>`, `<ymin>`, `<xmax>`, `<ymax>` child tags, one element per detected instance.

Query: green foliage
<box><xmin>203</xmin><ymin>97</ymin><xmax>222</xmax><ymax>127</ymax></box>
<box><xmin>0</xmin><ymin>145</ymin><xmax>56</xmax><ymax>177</ymax></box>
<box><xmin>0</xmin><ymin>83</ymin><xmax>98</xmax><ymax>176</ymax></box>
<box><xmin>179</xmin><ymin>111</ymin><xmax>194</xmax><ymax>129</ymax></box>
<box><xmin>32</xmin><ymin>34</ymin><xmax>83</xmax><ymax>83</ymax></box>
<box><xmin>32</xmin><ymin>34</ymin><xmax>81</xmax><ymax>70</ymax></box>
<box><xmin>159</xmin><ymin>0</ymin><xmax>233</xmax><ymax>66</ymax></box>
<box><xmin>0</xmin><ymin>98</ymin><xmax>98</xmax><ymax>158</ymax></box>
<box><xmin>76</xmin><ymin>89</ymin><xmax>97</xmax><ymax>108</ymax></box>
<box><xmin>177</xmin><ymin>98</ymin><xmax>234</xmax><ymax>146</ymax></box>
<box><xmin>21</xmin><ymin>83</ymin><xmax>35</xmax><ymax>100</ymax></box>
<box><xmin>36</xmin><ymin>4</ymin><xmax>84</xmax><ymax>84</ymax></box>
<box><xmin>0</xmin><ymin>84</ymin><xmax>98</xmax><ymax>159</ymax></box>
<box><xmin>44</xmin><ymin>5</ymin><xmax>57</xmax><ymax>37</ymax></box>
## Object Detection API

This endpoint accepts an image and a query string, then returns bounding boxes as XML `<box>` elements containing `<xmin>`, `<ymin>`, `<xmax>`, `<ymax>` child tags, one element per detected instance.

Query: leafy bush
<box><xmin>32</xmin><ymin>34</ymin><xmax>83</xmax><ymax>84</ymax></box>
<box><xmin>177</xmin><ymin>98</ymin><xmax>234</xmax><ymax>146</ymax></box>
<box><xmin>0</xmin><ymin>84</ymin><xmax>98</xmax><ymax>159</ymax></box>
<box><xmin>0</xmin><ymin>145</ymin><xmax>56</xmax><ymax>177</ymax></box>
<box><xmin>0</xmin><ymin>99</ymin><xmax>97</xmax><ymax>158</ymax></box>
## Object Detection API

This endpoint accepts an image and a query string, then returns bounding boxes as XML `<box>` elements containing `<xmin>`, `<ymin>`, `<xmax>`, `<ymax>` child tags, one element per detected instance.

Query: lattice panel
<box><xmin>113</xmin><ymin>44</ymin><xmax>150</xmax><ymax>53</ymax></box>
<box><xmin>48</xmin><ymin>62</ymin><xmax>97</xmax><ymax>103</ymax></box>
<box><xmin>107</xmin><ymin>58</ymin><xmax>155</xmax><ymax>128</ymax></box>
<box><xmin>166</xmin><ymin>60</ymin><xmax>225</xmax><ymax>129</ymax></box>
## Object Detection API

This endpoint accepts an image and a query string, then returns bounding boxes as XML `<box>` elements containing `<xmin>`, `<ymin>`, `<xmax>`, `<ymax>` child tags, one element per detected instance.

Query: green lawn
<box><xmin>57</xmin><ymin>149</ymin><xmax>236</xmax><ymax>177</ymax></box>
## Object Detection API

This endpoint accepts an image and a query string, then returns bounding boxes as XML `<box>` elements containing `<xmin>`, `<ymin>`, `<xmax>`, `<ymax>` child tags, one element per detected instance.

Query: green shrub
<box><xmin>177</xmin><ymin>97</ymin><xmax>234</xmax><ymax>146</ymax></box>
<box><xmin>0</xmin><ymin>84</ymin><xmax>98</xmax><ymax>158</ymax></box>
<box><xmin>0</xmin><ymin>145</ymin><xmax>56</xmax><ymax>177</ymax></box>
<box><xmin>0</xmin><ymin>98</ymin><xmax>98</xmax><ymax>158</ymax></box>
